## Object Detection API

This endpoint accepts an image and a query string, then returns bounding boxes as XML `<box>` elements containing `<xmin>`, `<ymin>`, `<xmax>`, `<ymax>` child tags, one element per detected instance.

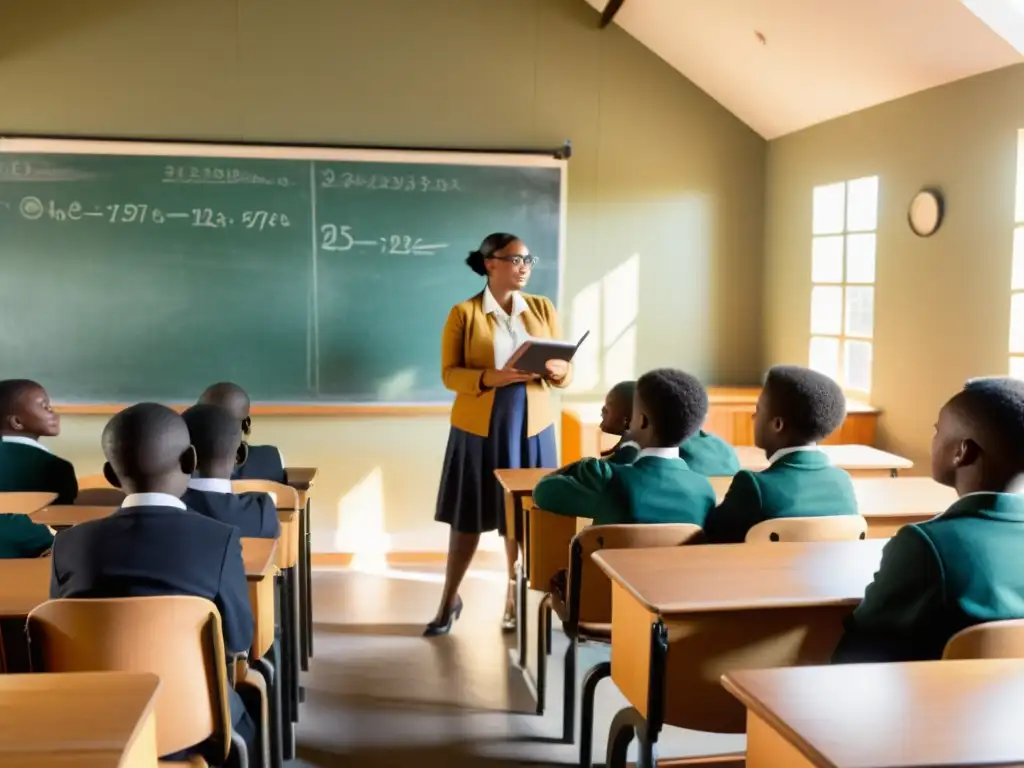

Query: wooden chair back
<box><xmin>232</xmin><ymin>480</ymin><xmax>299</xmax><ymax>569</ymax></box>
<box><xmin>571</xmin><ymin>523</ymin><xmax>704</xmax><ymax>626</ymax></box>
<box><xmin>0</xmin><ymin>492</ymin><xmax>57</xmax><ymax>514</ymax></box>
<box><xmin>27</xmin><ymin>596</ymin><xmax>232</xmax><ymax>760</ymax></box>
<box><xmin>74</xmin><ymin>487</ymin><xmax>127</xmax><ymax>506</ymax></box>
<box><xmin>745</xmin><ymin>515</ymin><xmax>868</xmax><ymax>543</ymax></box>
<box><xmin>943</xmin><ymin>620</ymin><xmax>1024</xmax><ymax>659</ymax></box>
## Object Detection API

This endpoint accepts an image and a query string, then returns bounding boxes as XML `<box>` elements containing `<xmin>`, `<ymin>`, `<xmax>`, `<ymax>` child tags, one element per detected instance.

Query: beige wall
<box><xmin>2</xmin><ymin>0</ymin><xmax>765</xmax><ymax>551</ymax></box>
<box><xmin>765</xmin><ymin>64</ymin><xmax>1024</xmax><ymax>472</ymax></box>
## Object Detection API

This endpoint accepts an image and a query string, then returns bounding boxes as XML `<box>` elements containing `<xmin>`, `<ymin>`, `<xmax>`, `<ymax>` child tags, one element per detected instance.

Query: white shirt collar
<box><xmin>1</xmin><ymin>435</ymin><xmax>52</xmax><ymax>454</ymax></box>
<box><xmin>187</xmin><ymin>477</ymin><xmax>233</xmax><ymax>494</ymax></box>
<box><xmin>767</xmin><ymin>444</ymin><xmax>823</xmax><ymax>464</ymax></box>
<box><xmin>121</xmin><ymin>493</ymin><xmax>186</xmax><ymax>510</ymax></box>
<box><xmin>482</xmin><ymin>286</ymin><xmax>527</xmax><ymax>319</ymax></box>
<box><xmin>638</xmin><ymin>446</ymin><xmax>682</xmax><ymax>460</ymax></box>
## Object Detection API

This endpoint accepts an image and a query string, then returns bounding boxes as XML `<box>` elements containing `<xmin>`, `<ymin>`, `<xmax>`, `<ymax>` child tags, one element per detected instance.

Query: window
<box><xmin>809</xmin><ymin>176</ymin><xmax>879</xmax><ymax>392</ymax></box>
<box><xmin>1010</xmin><ymin>130</ymin><xmax>1024</xmax><ymax>377</ymax></box>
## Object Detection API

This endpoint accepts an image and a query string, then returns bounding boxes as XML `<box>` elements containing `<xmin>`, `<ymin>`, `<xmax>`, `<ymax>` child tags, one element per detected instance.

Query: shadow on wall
<box><xmin>0</xmin><ymin>0</ymin><xmax>141</xmax><ymax>60</ymax></box>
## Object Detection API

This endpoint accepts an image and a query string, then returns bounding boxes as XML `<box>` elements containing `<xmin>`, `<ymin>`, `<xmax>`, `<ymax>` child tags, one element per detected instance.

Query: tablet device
<box><xmin>506</xmin><ymin>331</ymin><xmax>590</xmax><ymax>375</ymax></box>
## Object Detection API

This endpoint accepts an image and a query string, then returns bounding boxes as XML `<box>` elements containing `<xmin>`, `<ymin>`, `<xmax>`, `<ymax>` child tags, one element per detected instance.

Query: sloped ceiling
<box><xmin>587</xmin><ymin>0</ymin><xmax>1024</xmax><ymax>138</ymax></box>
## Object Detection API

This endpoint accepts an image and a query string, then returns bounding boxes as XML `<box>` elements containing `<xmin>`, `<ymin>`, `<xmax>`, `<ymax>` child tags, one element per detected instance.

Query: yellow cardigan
<box><xmin>442</xmin><ymin>291</ymin><xmax>571</xmax><ymax>438</ymax></box>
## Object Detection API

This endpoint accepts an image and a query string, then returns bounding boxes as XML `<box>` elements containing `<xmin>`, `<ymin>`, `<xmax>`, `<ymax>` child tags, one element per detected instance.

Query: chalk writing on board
<box><xmin>0</xmin><ymin>162</ymin><xmax>96</xmax><ymax>182</ymax></box>
<box><xmin>162</xmin><ymin>165</ymin><xmax>294</xmax><ymax>188</ymax></box>
<box><xmin>319</xmin><ymin>169</ymin><xmax>462</xmax><ymax>193</ymax></box>
<box><xmin>15</xmin><ymin>197</ymin><xmax>291</xmax><ymax>231</ymax></box>
<box><xmin>319</xmin><ymin>224</ymin><xmax>448</xmax><ymax>256</ymax></box>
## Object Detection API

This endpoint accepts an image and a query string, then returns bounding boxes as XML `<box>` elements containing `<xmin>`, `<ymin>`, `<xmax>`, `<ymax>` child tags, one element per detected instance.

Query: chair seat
<box><xmin>550</xmin><ymin>592</ymin><xmax>611</xmax><ymax>639</ymax></box>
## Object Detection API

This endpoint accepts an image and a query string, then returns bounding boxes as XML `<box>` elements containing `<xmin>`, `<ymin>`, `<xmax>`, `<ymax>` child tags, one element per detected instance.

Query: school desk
<box><xmin>31</xmin><ymin>504</ymin><xmax>115</xmax><ymax>530</ymax></box>
<box><xmin>588</xmin><ymin>540</ymin><xmax>886</xmax><ymax>768</ymax></box>
<box><xmin>560</xmin><ymin>388</ymin><xmax>880</xmax><ymax>462</ymax></box>
<box><xmin>274</xmin><ymin>509</ymin><xmax>302</xmax><ymax>758</ymax></box>
<box><xmin>733</xmin><ymin>445</ymin><xmax>913</xmax><ymax>478</ymax></box>
<box><xmin>722</xmin><ymin>660</ymin><xmax>1024</xmax><ymax>768</ymax></box>
<box><xmin>285</xmin><ymin>466</ymin><xmax>317</xmax><ymax>670</ymax></box>
<box><xmin>0</xmin><ymin>671</ymin><xmax>161</xmax><ymax>767</ymax></box>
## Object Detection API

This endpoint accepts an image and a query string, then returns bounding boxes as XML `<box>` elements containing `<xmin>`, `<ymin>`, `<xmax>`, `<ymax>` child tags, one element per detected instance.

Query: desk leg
<box><xmin>606</xmin><ymin>622</ymin><xmax>668</xmax><ymax>768</ymax></box>
<box><xmin>303</xmin><ymin>498</ymin><xmax>314</xmax><ymax>663</ymax></box>
<box><xmin>252</xmin><ymin>646</ymin><xmax>284</xmax><ymax>768</ymax></box>
<box><xmin>515</xmin><ymin>560</ymin><xmax>527</xmax><ymax>668</ymax></box>
<box><xmin>579</xmin><ymin>661</ymin><xmax>611</xmax><ymax>767</ymax></box>
<box><xmin>275</xmin><ymin>573</ymin><xmax>296</xmax><ymax>760</ymax></box>
<box><xmin>298</xmin><ymin>502</ymin><xmax>310</xmax><ymax>673</ymax></box>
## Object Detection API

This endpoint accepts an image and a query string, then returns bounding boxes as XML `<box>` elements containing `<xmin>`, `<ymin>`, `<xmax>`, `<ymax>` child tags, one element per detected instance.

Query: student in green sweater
<box><xmin>602</xmin><ymin>381</ymin><xmax>739</xmax><ymax>476</ymax></box>
<box><xmin>533</xmin><ymin>368</ymin><xmax>716</xmax><ymax>526</ymax></box>
<box><xmin>834</xmin><ymin>377</ymin><xmax>1024</xmax><ymax>663</ymax></box>
<box><xmin>0</xmin><ymin>379</ymin><xmax>72</xmax><ymax>557</ymax></box>
<box><xmin>704</xmin><ymin>365</ymin><xmax>857</xmax><ymax>544</ymax></box>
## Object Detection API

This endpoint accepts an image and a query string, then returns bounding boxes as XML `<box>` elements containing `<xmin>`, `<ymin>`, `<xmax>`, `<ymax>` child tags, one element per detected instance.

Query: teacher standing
<box><xmin>424</xmin><ymin>232</ymin><xmax>571</xmax><ymax>636</ymax></box>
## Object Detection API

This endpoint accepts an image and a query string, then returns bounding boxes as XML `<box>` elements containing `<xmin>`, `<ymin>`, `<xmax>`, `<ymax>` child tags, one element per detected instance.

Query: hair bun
<box><xmin>466</xmin><ymin>249</ymin><xmax>487</xmax><ymax>276</ymax></box>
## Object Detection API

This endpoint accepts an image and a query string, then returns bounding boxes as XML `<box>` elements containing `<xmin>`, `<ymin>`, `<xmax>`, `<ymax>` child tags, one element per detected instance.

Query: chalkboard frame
<box><xmin>0</xmin><ymin>136</ymin><xmax>568</xmax><ymax>413</ymax></box>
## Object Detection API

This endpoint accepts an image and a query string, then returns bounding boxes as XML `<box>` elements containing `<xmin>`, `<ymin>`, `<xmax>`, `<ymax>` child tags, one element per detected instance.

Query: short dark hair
<box><xmin>101</xmin><ymin>403</ymin><xmax>191</xmax><ymax>480</ymax></box>
<box><xmin>635</xmin><ymin>368</ymin><xmax>708</xmax><ymax>445</ymax></box>
<box><xmin>608</xmin><ymin>380</ymin><xmax>636</xmax><ymax>406</ymax></box>
<box><xmin>763</xmin><ymin>365</ymin><xmax>846</xmax><ymax>442</ymax></box>
<box><xmin>951</xmin><ymin>377</ymin><xmax>1024</xmax><ymax>460</ymax></box>
<box><xmin>465</xmin><ymin>232</ymin><xmax>521</xmax><ymax>276</ymax></box>
<box><xmin>198</xmin><ymin>382</ymin><xmax>250</xmax><ymax>423</ymax></box>
<box><xmin>182</xmin><ymin>404</ymin><xmax>243</xmax><ymax>463</ymax></box>
<box><xmin>0</xmin><ymin>379</ymin><xmax>44</xmax><ymax>418</ymax></box>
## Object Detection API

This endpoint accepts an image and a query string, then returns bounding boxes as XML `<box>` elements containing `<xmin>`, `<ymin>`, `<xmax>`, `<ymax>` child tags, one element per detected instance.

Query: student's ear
<box><xmin>8</xmin><ymin>415</ymin><xmax>23</xmax><ymax>432</ymax></box>
<box><xmin>102</xmin><ymin>462</ymin><xmax>123</xmax><ymax>489</ymax></box>
<box><xmin>241</xmin><ymin>416</ymin><xmax>252</xmax><ymax>436</ymax></box>
<box><xmin>180</xmin><ymin>445</ymin><xmax>198</xmax><ymax>477</ymax></box>
<box><xmin>953</xmin><ymin>438</ymin><xmax>980</xmax><ymax>468</ymax></box>
<box><xmin>639</xmin><ymin>413</ymin><xmax>650</xmax><ymax>431</ymax></box>
<box><xmin>236</xmin><ymin>441</ymin><xmax>249</xmax><ymax>469</ymax></box>
<box><xmin>771</xmin><ymin>416</ymin><xmax>785</xmax><ymax>434</ymax></box>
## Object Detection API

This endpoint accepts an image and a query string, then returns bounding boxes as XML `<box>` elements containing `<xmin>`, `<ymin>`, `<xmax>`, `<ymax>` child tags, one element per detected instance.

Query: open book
<box><xmin>505</xmin><ymin>331</ymin><xmax>590</xmax><ymax>375</ymax></box>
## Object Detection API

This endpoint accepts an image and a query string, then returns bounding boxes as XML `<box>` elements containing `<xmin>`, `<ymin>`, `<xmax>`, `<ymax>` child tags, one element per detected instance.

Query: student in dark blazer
<box><xmin>534</xmin><ymin>368</ymin><xmax>716</xmax><ymax>526</ymax></box>
<box><xmin>181</xmin><ymin>404</ymin><xmax>280</xmax><ymax>540</ymax></box>
<box><xmin>834</xmin><ymin>377</ymin><xmax>1024</xmax><ymax>663</ymax></box>
<box><xmin>704</xmin><ymin>365</ymin><xmax>857</xmax><ymax>544</ymax></box>
<box><xmin>603</xmin><ymin>380</ymin><xmax>740</xmax><ymax>476</ymax></box>
<box><xmin>198</xmin><ymin>382</ymin><xmax>286</xmax><ymax>484</ymax></box>
<box><xmin>48</xmin><ymin>403</ymin><xmax>256</xmax><ymax>762</ymax></box>
<box><xmin>0</xmin><ymin>379</ymin><xmax>78</xmax><ymax>505</ymax></box>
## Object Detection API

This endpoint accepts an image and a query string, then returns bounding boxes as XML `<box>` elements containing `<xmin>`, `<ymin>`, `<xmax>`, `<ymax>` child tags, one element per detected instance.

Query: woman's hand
<box><xmin>482</xmin><ymin>368</ymin><xmax>535</xmax><ymax>389</ymax></box>
<box><xmin>545</xmin><ymin>359</ymin><xmax>570</xmax><ymax>381</ymax></box>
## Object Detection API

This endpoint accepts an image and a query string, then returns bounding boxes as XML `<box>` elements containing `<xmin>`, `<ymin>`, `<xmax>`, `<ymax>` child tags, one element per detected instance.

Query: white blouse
<box><xmin>483</xmin><ymin>286</ymin><xmax>530</xmax><ymax>369</ymax></box>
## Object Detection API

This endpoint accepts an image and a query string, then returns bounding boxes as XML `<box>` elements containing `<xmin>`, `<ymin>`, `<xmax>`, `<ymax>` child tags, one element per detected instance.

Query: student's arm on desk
<box><xmin>532</xmin><ymin>458</ymin><xmax>622</xmax><ymax>524</ymax></box>
<box><xmin>441</xmin><ymin>306</ymin><xmax>485</xmax><ymax>395</ymax></box>
<box><xmin>832</xmin><ymin>526</ymin><xmax>942</xmax><ymax>664</ymax></box>
<box><xmin>703</xmin><ymin>470</ymin><xmax>764</xmax><ymax>544</ymax></box>
<box><xmin>217</xmin><ymin>528</ymin><xmax>255</xmax><ymax>655</ymax></box>
<box><xmin>1</xmin><ymin>513</ymin><xmax>56</xmax><ymax>558</ymax></box>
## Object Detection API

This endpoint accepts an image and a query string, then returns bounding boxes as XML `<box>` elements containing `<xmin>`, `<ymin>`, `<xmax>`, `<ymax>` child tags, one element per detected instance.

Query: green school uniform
<box><xmin>678</xmin><ymin>430</ymin><xmax>740</xmax><ymax>476</ymax></box>
<box><xmin>0</xmin><ymin>513</ymin><xmax>53</xmax><ymax>558</ymax></box>
<box><xmin>533</xmin><ymin>450</ymin><xmax>715</xmax><ymax>527</ymax></box>
<box><xmin>833</xmin><ymin>492</ymin><xmax>1024</xmax><ymax>664</ymax></box>
<box><xmin>703</xmin><ymin>447</ymin><xmax>858</xmax><ymax>544</ymax></box>
<box><xmin>0</xmin><ymin>438</ymin><xmax>78</xmax><ymax>505</ymax></box>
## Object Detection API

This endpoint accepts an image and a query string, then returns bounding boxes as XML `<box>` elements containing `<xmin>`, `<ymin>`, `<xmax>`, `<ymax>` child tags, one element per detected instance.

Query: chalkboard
<box><xmin>0</xmin><ymin>139</ymin><xmax>564</xmax><ymax>404</ymax></box>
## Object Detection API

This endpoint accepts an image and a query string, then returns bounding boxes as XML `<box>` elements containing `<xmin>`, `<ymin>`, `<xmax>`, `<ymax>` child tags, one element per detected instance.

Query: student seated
<box><xmin>49</xmin><ymin>403</ymin><xmax>256</xmax><ymax>762</ymax></box>
<box><xmin>0</xmin><ymin>379</ymin><xmax>77</xmax><ymax>504</ymax></box>
<box><xmin>603</xmin><ymin>380</ymin><xmax>739</xmax><ymax>476</ymax></box>
<box><xmin>704</xmin><ymin>365</ymin><xmax>857</xmax><ymax>544</ymax></box>
<box><xmin>833</xmin><ymin>377</ymin><xmax>1024</xmax><ymax>663</ymax></box>
<box><xmin>181</xmin><ymin>404</ymin><xmax>280</xmax><ymax>540</ymax></box>
<box><xmin>533</xmin><ymin>368</ymin><xmax>716</xmax><ymax>526</ymax></box>
<box><xmin>199</xmin><ymin>382</ymin><xmax>286</xmax><ymax>483</ymax></box>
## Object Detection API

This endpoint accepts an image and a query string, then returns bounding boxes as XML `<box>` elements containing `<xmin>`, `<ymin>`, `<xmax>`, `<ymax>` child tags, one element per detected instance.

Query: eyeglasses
<box><xmin>487</xmin><ymin>254</ymin><xmax>539</xmax><ymax>267</ymax></box>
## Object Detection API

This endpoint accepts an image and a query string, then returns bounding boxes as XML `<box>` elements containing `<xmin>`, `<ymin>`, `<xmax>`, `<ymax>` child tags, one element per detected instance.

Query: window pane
<box><xmin>1010</xmin><ymin>293</ymin><xmax>1024</xmax><ymax>353</ymax></box>
<box><xmin>812</xmin><ymin>236</ymin><xmax>844</xmax><ymax>283</ymax></box>
<box><xmin>844</xmin><ymin>340</ymin><xmax>873</xmax><ymax>392</ymax></box>
<box><xmin>844</xmin><ymin>286</ymin><xmax>874</xmax><ymax>338</ymax></box>
<box><xmin>1012</xmin><ymin>356</ymin><xmax>1024</xmax><ymax>380</ymax></box>
<box><xmin>846</xmin><ymin>176</ymin><xmax>879</xmax><ymax>232</ymax></box>
<box><xmin>1012</xmin><ymin>227</ymin><xmax>1024</xmax><ymax>290</ymax></box>
<box><xmin>810</xmin><ymin>336</ymin><xmax>841</xmax><ymax>381</ymax></box>
<box><xmin>811</xmin><ymin>286</ymin><xmax>843</xmax><ymax>335</ymax></box>
<box><xmin>812</xmin><ymin>182</ymin><xmax>846</xmax><ymax>235</ymax></box>
<box><xmin>845</xmin><ymin>233</ymin><xmax>876</xmax><ymax>284</ymax></box>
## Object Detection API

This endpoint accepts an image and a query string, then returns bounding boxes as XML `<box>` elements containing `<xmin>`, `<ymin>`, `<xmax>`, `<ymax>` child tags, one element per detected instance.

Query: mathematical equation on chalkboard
<box><xmin>319</xmin><ymin>224</ymin><xmax>448</xmax><ymax>256</ymax></box>
<box><xmin>163</xmin><ymin>165</ymin><xmax>295</xmax><ymax>188</ymax></box>
<box><xmin>319</xmin><ymin>169</ymin><xmax>462</xmax><ymax>193</ymax></box>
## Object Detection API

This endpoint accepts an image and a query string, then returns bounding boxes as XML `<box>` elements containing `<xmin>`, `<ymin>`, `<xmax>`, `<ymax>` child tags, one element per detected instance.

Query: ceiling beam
<box><xmin>599</xmin><ymin>0</ymin><xmax>626</xmax><ymax>29</ymax></box>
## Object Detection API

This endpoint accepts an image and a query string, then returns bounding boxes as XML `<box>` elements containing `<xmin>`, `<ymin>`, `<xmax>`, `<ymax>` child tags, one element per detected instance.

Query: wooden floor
<box><xmin>296</xmin><ymin>561</ymin><xmax>745</xmax><ymax>767</ymax></box>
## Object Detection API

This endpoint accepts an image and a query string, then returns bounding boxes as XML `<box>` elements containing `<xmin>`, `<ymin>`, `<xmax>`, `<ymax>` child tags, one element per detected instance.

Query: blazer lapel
<box><xmin>470</xmin><ymin>293</ymin><xmax>497</xmax><ymax>367</ymax></box>
<box><xmin>520</xmin><ymin>297</ymin><xmax>549</xmax><ymax>340</ymax></box>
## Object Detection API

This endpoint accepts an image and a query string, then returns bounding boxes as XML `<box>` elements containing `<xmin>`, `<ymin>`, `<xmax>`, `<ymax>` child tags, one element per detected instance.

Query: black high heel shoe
<box><xmin>423</xmin><ymin>596</ymin><xmax>463</xmax><ymax>637</ymax></box>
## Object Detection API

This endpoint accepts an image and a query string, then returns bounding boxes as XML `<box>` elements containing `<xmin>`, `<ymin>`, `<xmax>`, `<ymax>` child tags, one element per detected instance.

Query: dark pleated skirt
<box><xmin>435</xmin><ymin>383</ymin><xmax>557</xmax><ymax>535</ymax></box>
